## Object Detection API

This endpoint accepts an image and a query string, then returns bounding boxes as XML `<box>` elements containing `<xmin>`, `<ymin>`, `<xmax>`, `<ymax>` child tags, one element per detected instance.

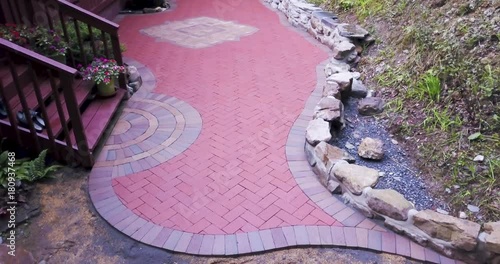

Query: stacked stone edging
<box><xmin>265</xmin><ymin>0</ymin><xmax>500</xmax><ymax>263</ymax></box>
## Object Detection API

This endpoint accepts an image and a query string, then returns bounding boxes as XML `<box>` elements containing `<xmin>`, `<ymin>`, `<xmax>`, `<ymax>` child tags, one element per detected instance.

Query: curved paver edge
<box><xmin>87</xmin><ymin>2</ymin><xmax>458</xmax><ymax>263</ymax></box>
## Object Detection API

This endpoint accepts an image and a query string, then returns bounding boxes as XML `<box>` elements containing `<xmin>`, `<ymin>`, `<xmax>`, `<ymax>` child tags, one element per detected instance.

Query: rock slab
<box><xmin>314</xmin><ymin>141</ymin><xmax>355</xmax><ymax>168</ymax></box>
<box><xmin>313</xmin><ymin>96</ymin><xmax>344</xmax><ymax>127</ymax></box>
<box><xmin>322</xmin><ymin>82</ymin><xmax>341</xmax><ymax>99</ymax></box>
<box><xmin>484</xmin><ymin>221</ymin><xmax>500</xmax><ymax>254</ymax></box>
<box><xmin>367</xmin><ymin>189</ymin><xmax>414</xmax><ymax>221</ymax></box>
<box><xmin>350</xmin><ymin>79</ymin><xmax>368</xmax><ymax>98</ymax></box>
<box><xmin>306</xmin><ymin>118</ymin><xmax>331</xmax><ymax>146</ymax></box>
<box><xmin>358</xmin><ymin>97</ymin><xmax>384</xmax><ymax>116</ymax></box>
<box><xmin>413</xmin><ymin>210</ymin><xmax>481</xmax><ymax>251</ymax></box>
<box><xmin>332</xmin><ymin>162</ymin><xmax>379</xmax><ymax>195</ymax></box>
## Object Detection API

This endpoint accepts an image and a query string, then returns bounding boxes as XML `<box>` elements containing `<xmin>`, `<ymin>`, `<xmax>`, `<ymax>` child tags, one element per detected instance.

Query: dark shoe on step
<box><xmin>30</xmin><ymin>110</ymin><xmax>45</xmax><ymax>128</ymax></box>
<box><xmin>17</xmin><ymin>111</ymin><xmax>43</xmax><ymax>132</ymax></box>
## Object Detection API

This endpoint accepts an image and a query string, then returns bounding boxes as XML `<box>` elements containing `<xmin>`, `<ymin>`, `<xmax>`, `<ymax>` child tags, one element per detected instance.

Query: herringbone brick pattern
<box><xmin>112</xmin><ymin>0</ymin><xmax>335</xmax><ymax>234</ymax></box>
<box><xmin>87</xmin><ymin>1</ymin><xmax>460</xmax><ymax>262</ymax></box>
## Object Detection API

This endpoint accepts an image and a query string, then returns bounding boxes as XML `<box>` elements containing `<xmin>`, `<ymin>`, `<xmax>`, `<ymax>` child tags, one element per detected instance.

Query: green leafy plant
<box><xmin>0</xmin><ymin>151</ymin><xmax>28</xmax><ymax>187</ymax></box>
<box><xmin>422</xmin><ymin>108</ymin><xmax>461</xmax><ymax>131</ymax></box>
<box><xmin>33</xmin><ymin>27</ymin><xmax>69</xmax><ymax>57</ymax></box>
<box><xmin>0</xmin><ymin>149</ymin><xmax>61</xmax><ymax>187</ymax></box>
<box><xmin>19</xmin><ymin>150</ymin><xmax>62</xmax><ymax>182</ymax></box>
<box><xmin>417</xmin><ymin>70</ymin><xmax>441</xmax><ymax>102</ymax></box>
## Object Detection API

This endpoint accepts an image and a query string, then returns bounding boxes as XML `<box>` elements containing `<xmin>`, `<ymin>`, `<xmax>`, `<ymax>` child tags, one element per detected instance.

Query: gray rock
<box><xmin>473</xmin><ymin>155</ymin><xmax>485</xmax><ymax>162</ymax></box>
<box><xmin>126</xmin><ymin>65</ymin><xmax>142</xmax><ymax>83</ymax></box>
<box><xmin>299</xmin><ymin>14</ymin><xmax>309</xmax><ymax>25</ymax></box>
<box><xmin>358</xmin><ymin>97</ymin><xmax>384</xmax><ymax>116</ymax></box>
<box><xmin>332</xmin><ymin>163</ymin><xmax>379</xmax><ymax>195</ymax></box>
<box><xmin>467</xmin><ymin>204</ymin><xmax>480</xmax><ymax>213</ymax></box>
<box><xmin>326</xmin><ymin>72</ymin><xmax>360</xmax><ymax>95</ymax></box>
<box><xmin>321</xmin><ymin>17</ymin><xmax>339</xmax><ymax>29</ymax></box>
<box><xmin>327</xmin><ymin>179</ymin><xmax>342</xmax><ymax>194</ymax></box>
<box><xmin>332</xmin><ymin>41</ymin><xmax>355</xmax><ymax>60</ymax></box>
<box><xmin>436</xmin><ymin>208</ymin><xmax>449</xmax><ymax>215</ymax></box>
<box><xmin>484</xmin><ymin>222</ymin><xmax>500</xmax><ymax>254</ymax></box>
<box><xmin>313</xmin><ymin>96</ymin><xmax>344</xmax><ymax>127</ymax></box>
<box><xmin>312</xmin><ymin>11</ymin><xmax>338</xmax><ymax>20</ymax></box>
<box><xmin>338</xmin><ymin>23</ymin><xmax>369</xmax><ymax>39</ymax></box>
<box><xmin>345</xmin><ymin>142</ymin><xmax>355</xmax><ymax>150</ymax></box>
<box><xmin>346</xmin><ymin>50</ymin><xmax>359</xmax><ymax>63</ymax></box>
<box><xmin>128</xmin><ymin>81</ymin><xmax>142</xmax><ymax>93</ymax></box>
<box><xmin>304</xmin><ymin>142</ymin><xmax>317</xmax><ymax>167</ymax></box>
<box><xmin>459</xmin><ymin>211</ymin><xmax>467</xmax><ymax>219</ymax></box>
<box><xmin>324</xmin><ymin>60</ymin><xmax>350</xmax><ymax>77</ymax></box>
<box><xmin>358</xmin><ymin>137</ymin><xmax>384</xmax><ymax>160</ymax></box>
<box><xmin>314</xmin><ymin>141</ymin><xmax>355</xmax><ymax>169</ymax></box>
<box><xmin>413</xmin><ymin>210</ymin><xmax>481</xmax><ymax>251</ymax></box>
<box><xmin>363</xmin><ymin>35</ymin><xmax>376</xmax><ymax>45</ymax></box>
<box><xmin>350</xmin><ymin>79</ymin><xmax>368</xmax><ymax>98</ymax></box>
<box><xmin>305</xmin><ymin>119</ymin><xmax>331</xmax><ymax>146</ymax></box>
<box><xmin>367</xmin><ymin>189</ymin><xmax>414</xmax><ymax>221</ymax></box>
<box><xmin>322</xmin><ymin>82</ymin><xmax>341</xmax><ymax>99</ymax></box>
<box><xmin>312</xmin><ymin>156</ymin><xmax>330</xmax><ymax>187</ymax></box>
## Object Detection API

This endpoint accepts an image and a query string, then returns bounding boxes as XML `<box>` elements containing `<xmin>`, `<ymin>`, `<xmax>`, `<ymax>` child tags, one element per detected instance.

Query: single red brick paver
<box><xmin>425</xmin><ymin>248</ymin><xmax>442</xmax><ymax>263</ymax></box>
<box><xmin>86</xmin><ymin>0</ymin><xmax>461</xmax><ymax>261</ymax></box>
<box><xmin>395</xmin><ymin>234</ymin><xmax>412</xmax><ymax>257</ymax></box>
<box><xmin>330</xmin><ymin>226</ymin><xmax>346</xmax><ymax>246</ymax></box>
<box><xmin>344</xmin><ymin>227</ymin><xmax>358</xmax><ymax>247</ymax></box>
<box><xmin>410</xmin><ymin>241</ymin><xmax>426</xmax><ymax>261</ymax></box>
<box><xmin>381</xmin><ymin>231</ymin><xmax>396</xmax><ymax>254</ymax></box>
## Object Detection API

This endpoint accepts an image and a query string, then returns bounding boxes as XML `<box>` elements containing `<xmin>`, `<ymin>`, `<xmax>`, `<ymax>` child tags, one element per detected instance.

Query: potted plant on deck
<box><xmin>79</xmin><ymin>57</ymin><xmax>126</xmax><ymax>97</ymax></box>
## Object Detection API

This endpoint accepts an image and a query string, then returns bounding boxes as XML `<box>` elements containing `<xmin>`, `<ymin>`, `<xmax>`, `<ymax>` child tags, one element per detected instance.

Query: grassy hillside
<box><xmin>313</xmin><ymin>0</ymin><xmax>499</xmax><ymax>222</ymax></box>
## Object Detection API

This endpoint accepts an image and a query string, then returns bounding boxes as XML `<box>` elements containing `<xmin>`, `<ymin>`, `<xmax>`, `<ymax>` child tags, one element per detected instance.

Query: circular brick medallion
<box><xmin>111</xmin><ymin>120</ymin><xmax>132</xmax><ymax>135</ymax></box>
<box><xmin>94</xmin><ymin>93</ymin><xmax>202</xmax><ymax>177</ymax></box>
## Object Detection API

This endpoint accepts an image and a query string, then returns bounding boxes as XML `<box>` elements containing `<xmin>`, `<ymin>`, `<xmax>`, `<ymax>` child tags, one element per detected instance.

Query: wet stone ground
<box><xmin>330</xmin><ymin>97</ymin><xmax>448</xmax><ymax>211</ymax></box>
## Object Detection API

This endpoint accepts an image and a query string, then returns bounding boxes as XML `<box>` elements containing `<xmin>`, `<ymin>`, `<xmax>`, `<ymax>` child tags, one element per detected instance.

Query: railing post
<box><xmin>60</xmin><ymin>74</ymin><xmax>93</xmax><ymax>167</ymax></box>
<box><xmin>110</xmin><ymin>32</ymin><xmax>129</xmax><ymax>99</ymax></box>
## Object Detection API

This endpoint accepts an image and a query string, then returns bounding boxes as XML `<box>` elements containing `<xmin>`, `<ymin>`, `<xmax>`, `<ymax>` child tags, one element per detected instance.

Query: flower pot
<box><xmin>97</xmin><ymin>78</ymin><xmax>117</xmax><ymax>97</ymax></box>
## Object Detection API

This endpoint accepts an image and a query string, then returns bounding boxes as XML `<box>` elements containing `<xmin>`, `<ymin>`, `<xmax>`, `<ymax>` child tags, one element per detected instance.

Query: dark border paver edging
<box><xmin>87</xmin><ymin>1</ymin><xmax>462</xmax><ymax>263</ymax></box>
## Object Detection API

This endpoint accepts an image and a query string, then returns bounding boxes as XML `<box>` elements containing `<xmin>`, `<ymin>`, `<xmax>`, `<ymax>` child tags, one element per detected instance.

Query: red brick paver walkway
<box><xmin>88</xmin><ymin>1</ymin><xmax>460</xmax><ymax>262</ymax></box>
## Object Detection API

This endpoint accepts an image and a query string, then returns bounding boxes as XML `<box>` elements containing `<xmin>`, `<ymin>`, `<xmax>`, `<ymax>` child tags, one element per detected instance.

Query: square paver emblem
<box><xmin>141</xmin><ymin>17</ymin><xmax>258</xmax><ymax>49</ymax></box>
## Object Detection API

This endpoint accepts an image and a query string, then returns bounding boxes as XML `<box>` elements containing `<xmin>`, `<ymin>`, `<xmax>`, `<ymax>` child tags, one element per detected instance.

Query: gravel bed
<box><xmin>329</xmin><ymin>97</ymin><xmax>448</xmax><ymax>211</ymax></box>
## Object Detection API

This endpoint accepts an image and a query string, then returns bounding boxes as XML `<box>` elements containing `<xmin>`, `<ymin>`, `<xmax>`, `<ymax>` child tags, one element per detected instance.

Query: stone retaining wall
<box><xmin>265</xmin><ymin>0</ymin><xmax>500</xmax><ymax>263</ymax></box>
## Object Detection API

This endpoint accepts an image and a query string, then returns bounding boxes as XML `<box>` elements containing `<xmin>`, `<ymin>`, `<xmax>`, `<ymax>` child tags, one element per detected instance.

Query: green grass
<box><xmin>318</xmin><ymin>0</ymin><xmax>499</xmax><ymax>221</ymax></box>
<box><xmin>410</xmin><ymin>70</ymin><xmax>441</xmax><ymax>102</ymax></box>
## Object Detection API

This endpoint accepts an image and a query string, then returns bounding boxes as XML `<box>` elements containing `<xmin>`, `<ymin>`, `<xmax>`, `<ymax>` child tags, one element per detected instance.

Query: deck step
<box><xmin>42</xmin><ymin>79</ymin><xmax>94</xmax><ymax>138</ymax></box>
<box><xmin>0</xmin><ymin>64</ymin><xmax>31</xmax><ymax>100</ymax></box>
<box><xmin>8</xmin><ymin>78</ymin><xmax>60</xmax><ymax>113</ymax></box>
<box><xmin>69</xmin><ymin>89</ymin><xmax>125</xmax><ymax>151</ymax></box>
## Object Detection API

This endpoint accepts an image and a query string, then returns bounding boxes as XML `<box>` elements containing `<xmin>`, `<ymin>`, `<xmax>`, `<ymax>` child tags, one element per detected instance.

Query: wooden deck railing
<box><xmin>43</xmin><ymin>0</ymin><xmax>127</xmax><ymax>90</ymax></box>
<box><xmin>0</xmin><ymin>38</ymin><xmax>92</xmax><ymax>166</ymax></box>
<box><xmin>66</xmin><ymin>0</ymin><xmax>116</xmax><ymax>15</ymax></box>
<box><xmin>1</xmin><ymin>0</ymin><xmax>127</xmax><ymax>91</ymax></box>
